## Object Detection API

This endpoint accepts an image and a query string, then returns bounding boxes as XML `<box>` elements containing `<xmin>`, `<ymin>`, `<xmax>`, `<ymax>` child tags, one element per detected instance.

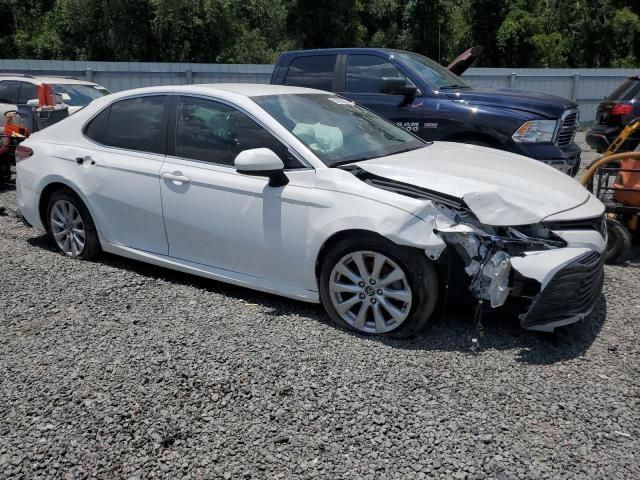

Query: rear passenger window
<box><xmin>0</xmin><ymin>81</ymin><xmax>21</xmax><ymax>104</ymax></box>
<box><xmin>17</xmin><ymin>82</ymin><xmax>38</xmax><ymax>104</ymax></box>
<box><xmin>104</xmin><ymin>96</ymin><xmax>166</xmax><ymax>154</ymax></box>
<box><xmin>284</xmin><ymin>55</ymin><xmax>337</xmax><ymax>91</ymax></box>
<box><xmin>175</xmin><ymin>96</ymin><xmax>302</xmax><ymax>169</ymax></box>
<box><xmin>346</xmin><ymin>55</ymin><xmax>406</xmax><ymax>94</ymax></box>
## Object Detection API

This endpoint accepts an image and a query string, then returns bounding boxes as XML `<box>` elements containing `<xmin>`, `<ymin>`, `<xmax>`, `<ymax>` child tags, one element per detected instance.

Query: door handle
<box><xmin>76</xmin><ymin>156</ymin><xmax>96</xmax><ymax>166</ymax></box>
<box><xmin>162</xmin><ymin>172</ymin><xmax>191</xmax><ymax>184</ymax></box>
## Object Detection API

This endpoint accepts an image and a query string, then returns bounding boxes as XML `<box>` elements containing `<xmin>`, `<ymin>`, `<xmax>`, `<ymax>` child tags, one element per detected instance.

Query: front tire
<box><xmin>605</xmin><ymin>218</ymin><xmax>632</xmax><ymax>264</ymax></box>
<box><xmin>319</xmin><ymin>236</ymin><xmax>438</xmax><ymax>338</ymax></box>
<box><xmin>47</xmin><ymin>189</ymin><xmax>100</xmax><ymax>259</ymax></box>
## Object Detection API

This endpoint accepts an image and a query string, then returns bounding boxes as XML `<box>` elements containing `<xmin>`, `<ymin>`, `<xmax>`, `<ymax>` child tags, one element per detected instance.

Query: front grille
<box><xmin>520</xmin><ymin>251</ymin><xmax>604</xmax><ymax>328</ymax></box>
<box><xmin>543</xmin><ymin>215</ymin><xmax>607</xmax><ymax>239</ymax></box>
<box><xmin>555</xmin><ymin>109</ymin><xmax>579</xmax><ymax>146</ymax></box>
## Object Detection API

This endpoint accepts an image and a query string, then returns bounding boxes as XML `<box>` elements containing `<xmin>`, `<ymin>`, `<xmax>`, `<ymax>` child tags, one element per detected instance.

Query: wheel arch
<box><xmin>314</xmin><ymin>229</ymin><xmax>392</xmax><ymax>281</ymax></box>
<box><xmin>38</xmin><ymin>180</ymin><xmax>92</xmax><ymax>233</ymax></box>
<box><xmin>442</xmin><ymin>131</ymin><xmax>502</xmax><ymax>149</ymax></box>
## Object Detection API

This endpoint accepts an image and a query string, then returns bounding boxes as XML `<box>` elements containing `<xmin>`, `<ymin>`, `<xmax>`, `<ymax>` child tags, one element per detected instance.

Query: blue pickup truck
<box><xmin>271</xmin><ymin>48</ymin><xmax>582</xmax><ymax>175</ymax></box>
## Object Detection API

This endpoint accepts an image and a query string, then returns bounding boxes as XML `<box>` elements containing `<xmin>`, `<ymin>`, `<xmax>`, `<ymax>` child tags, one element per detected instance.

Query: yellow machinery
<box><xmin>580</xmin><ymin>119</ymin><xmax>640</xmax><ymax>263</ymax></box>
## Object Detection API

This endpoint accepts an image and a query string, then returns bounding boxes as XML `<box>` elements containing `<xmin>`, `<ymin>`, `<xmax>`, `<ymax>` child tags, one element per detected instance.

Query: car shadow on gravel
<box><xmin>25</xmin><ymin>232</ymin><xmax>325</xmax><ymax>319</ymax></box>
<box><xmin>360</xmin><ymin>294</ymin><xmax>608</xmax><ymax>366</ymax></box>
<box><xmin>26</xmin><ymin>230</ymin><xmax>609</xmax><ymax>366</ymax></box>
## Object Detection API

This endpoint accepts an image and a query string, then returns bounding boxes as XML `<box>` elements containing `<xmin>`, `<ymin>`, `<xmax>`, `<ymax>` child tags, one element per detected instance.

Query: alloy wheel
<box><xmin>50</xmin><ymin>200</ymin><xmax>86</xmax><ymax>257</ymax></box>
<box><xmin>328</xmin><ymin>250</ymin><xmax>412</xmax><ymax>334</ymax></box>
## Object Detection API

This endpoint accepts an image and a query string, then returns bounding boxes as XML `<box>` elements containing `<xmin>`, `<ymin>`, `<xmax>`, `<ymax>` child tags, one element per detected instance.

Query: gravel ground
<box><xmin>1</xmin><ymin>133</ymin><xmax>639</xmax><ymax>480</ymax></box>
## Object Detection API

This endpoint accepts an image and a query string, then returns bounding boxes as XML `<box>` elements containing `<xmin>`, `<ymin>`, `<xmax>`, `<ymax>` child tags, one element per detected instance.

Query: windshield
<box><xmin>51</xmin><ymin>83</ymin><xmax>110</xmax><ymax>106</ymax></box>
<box><xmin>397</xmin><ymin>52</ymin><xmax>470</xmax><ymax>90</ymax></box>
<box><xmin>253</xmin><ymin>94</ymin><xmax>426</xmax><ymax>166</ymax></box>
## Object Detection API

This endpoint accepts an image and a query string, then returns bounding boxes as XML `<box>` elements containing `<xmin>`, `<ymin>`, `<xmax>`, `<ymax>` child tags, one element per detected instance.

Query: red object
<box><xmin>610</xmin><ymin>103</ymin><xmax>633</xmax><ymax>116</ymax></box>
<box><xmin>14</xmin><ymin>145</ymin><xmax>33</xmax><ymax>162</ymax></box>
<box><xmin>614</xmin><ymin>158</ymin><xmax>640</xmax><ymax>207</ymax></box>
<box><xmin>37</xmin><ymin>83</ymin><xmax>55</xmax><ymax>107</ymax></box>
<box><xmin>447</xmin><ymin>46</ymin><xmax>484</xmax><ymax>76</ymax></box>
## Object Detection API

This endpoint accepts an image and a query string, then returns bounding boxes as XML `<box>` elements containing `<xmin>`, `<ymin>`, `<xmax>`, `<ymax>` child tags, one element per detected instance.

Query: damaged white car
<box><xmin>16</xmin><ymin>85</ymin><xmax>606</xmax><ymax>338</ymax></box>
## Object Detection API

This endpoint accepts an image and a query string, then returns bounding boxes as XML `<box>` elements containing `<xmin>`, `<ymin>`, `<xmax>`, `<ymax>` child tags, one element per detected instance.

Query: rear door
<box><xmin>337</xmin><ymin>54</ymin><xmax>423</xmax><ymax>135</ymax></box>
<box><xmin>79</xmin><ymin>95</ymin><xmax>170</xmax><ymax>254</ymax></box>
<box><xmin>282</xmin><ymin>54</ymin><xmax>338</xmax><ymax>91</ymax></box>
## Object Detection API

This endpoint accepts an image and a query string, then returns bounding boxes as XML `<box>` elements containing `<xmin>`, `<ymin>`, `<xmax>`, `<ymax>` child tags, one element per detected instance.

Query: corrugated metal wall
<box><xmin>1</xmin><ymin>59</ymin><xmax>637</xmax><ymax>123</ymax></box>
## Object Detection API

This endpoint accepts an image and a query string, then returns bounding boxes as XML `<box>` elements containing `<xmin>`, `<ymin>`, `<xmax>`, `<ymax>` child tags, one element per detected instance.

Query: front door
<box><xmin>159</xmin><ymin>96</ymin><xmax>313</xmax><ymax>288</ymax></box>
<box><xmin>338</xmin><ymin>54</ymin><xmax>424</xmax><ymax>135</ymax></box>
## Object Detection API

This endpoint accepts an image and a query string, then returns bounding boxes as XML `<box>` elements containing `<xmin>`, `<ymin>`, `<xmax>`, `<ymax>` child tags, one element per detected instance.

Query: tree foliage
<box><xmin>0</xmin><ymin>0</ymin><xmax>639</xmax><ymax>67</ymax></box>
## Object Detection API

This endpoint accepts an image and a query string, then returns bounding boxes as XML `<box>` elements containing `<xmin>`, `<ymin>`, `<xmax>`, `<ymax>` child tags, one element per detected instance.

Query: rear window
<box><xmin>105</xmin><ymin>96</ymin><xmax>166</xmax><ymax>153</ymax></box>
<box><xmin>85</xmin><ymin>96</ymin><xmax>167</xmax><ymax>154</ymax></box>
<box><xmin>51</xmin><ymin>83</ymin><xmax>110</xmax><ymax>106</ymax></box>
<box><xmin>284</xmin><ymin>55</ymin><xmax>337</xmax><ymax>91</ymax></box>
<box><xmin>607</xmin><ymin>78</ymin><xmax>640</xmax><ymax>101</ymax></box>
<box><xmin>17</xmin><ymin>82</ymin><xmax>38</xmax><ymax>104</ymax></box>
<box><xmin>0</xmin><ymin>80</ymin><xmax>20</xmax><ymax>104</ymax></box>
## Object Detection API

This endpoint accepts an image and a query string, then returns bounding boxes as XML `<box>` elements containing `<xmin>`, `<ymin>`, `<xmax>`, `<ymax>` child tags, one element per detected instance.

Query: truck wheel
<box><xmin>605</xmin><ymin>218</ymin><xmax>632</xmax><ymax>264</ymax></box>
<box><xmin>319</xmin><ymin>236</ymin><xmax>438</xmax><ymax>338</ymax></box>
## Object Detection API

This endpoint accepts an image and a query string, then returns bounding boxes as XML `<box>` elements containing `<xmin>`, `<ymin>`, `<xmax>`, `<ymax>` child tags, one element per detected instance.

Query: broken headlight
<box><xmin>434</xmin><ymin>204</ymin><xmax>565</xmax><ymax>308</ymax></box>
<box><xmin>473</xmin><ymin>251</ymin><xmax>511</xmax><ymax>308</ymax></box>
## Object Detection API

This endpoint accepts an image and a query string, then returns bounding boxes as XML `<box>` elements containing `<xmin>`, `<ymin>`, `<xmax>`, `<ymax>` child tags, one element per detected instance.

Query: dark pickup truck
<box><xmin>271</xmin><ymin>48</ymin><xmax>582</xmax><ymax>175</ymax></box>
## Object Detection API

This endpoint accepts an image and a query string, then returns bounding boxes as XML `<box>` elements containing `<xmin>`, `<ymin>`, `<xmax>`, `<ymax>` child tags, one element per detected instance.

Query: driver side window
<box><xmin>175</xmin><ymin>97</ymin><xmax>303</xmax><ymax>169</ymax></box>
<box><xmin>346</xmin><ymin>55</ymin><xmax>407</xmax><ymax>94</ymax></box>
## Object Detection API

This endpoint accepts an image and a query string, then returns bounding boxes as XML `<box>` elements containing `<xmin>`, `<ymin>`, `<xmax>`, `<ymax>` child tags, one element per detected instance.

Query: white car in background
<box><xmin>15</xmin><ymin>84</ymin><xmax>606</xmax><ymax>337</ymax></box>
<box><xmin>0</xmin><ymin>74</ymin><xmax>110</xmax><ymax>124</ymax></box>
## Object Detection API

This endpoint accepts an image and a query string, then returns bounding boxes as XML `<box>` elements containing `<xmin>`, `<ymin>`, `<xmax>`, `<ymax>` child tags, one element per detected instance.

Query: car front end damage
<box><xmin>432</xmin><ymin>204</ymin><xmax>606</xmax><ymax>332</ymax></box>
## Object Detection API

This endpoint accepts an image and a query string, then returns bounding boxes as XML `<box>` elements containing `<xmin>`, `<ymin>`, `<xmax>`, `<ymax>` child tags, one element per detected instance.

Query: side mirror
<box><xmin>26</xmin><ymin>99</ymin><xmax>39</xmax><ymax>107</ymax></box>
<box><xmin>235</xmin><ymin>148</ymin><xmax>289</xmax><ymax>187</ymax></box>
<box><xmin>379</xmin><ymin>77</ymin><xmax>417</xmax><ymax>97</ymax></box>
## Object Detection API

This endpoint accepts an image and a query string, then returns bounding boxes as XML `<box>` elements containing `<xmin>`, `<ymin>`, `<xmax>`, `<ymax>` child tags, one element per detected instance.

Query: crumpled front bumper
<box><xmin>510</xmin><ymin>248</ymin><xmax>604</xmax><ymax>331</ymax></box>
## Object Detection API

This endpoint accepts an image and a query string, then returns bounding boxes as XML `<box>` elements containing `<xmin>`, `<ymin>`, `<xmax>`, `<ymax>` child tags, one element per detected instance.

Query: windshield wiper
<box><xmin>329</xmin><ymin>157</ymin><xmax>372</xmax><ymax>168</ymax></box>
<box><xmin>329</xmin><ymin>145</ymin><xmax>432</xmax><ymax>168</ymax></box>
<box><xmin>438</xmin><ymin>84</ymin><xmax>470</xmax><ymax>90</ymax></box>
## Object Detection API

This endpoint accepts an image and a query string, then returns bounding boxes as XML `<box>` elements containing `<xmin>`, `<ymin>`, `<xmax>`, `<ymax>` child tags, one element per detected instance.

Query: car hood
<box><xmin>355</xmin><ymin>142</ymin><xmax>591</xmax><ymax>226</ymax></box>
<box><xmin>445</xmin><ymin>88</ymin><xmax>577</xmax><ymax>118</ymax></box>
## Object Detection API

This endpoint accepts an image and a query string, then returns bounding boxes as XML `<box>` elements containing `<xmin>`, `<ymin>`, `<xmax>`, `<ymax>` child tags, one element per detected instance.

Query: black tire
<box><xmin>47</xmin><ymin>189</ymin><xmax>101</xmax><ymax>260</ymax></box>
<box><xmin>605</xmin><ymin>218</ymin><xmax>632</xmax><ymax>264</ymax></box>
<box><xmin>319</xmin><ymin>235</ymin><xmax>438</xmax><ymax>338</ymax></box>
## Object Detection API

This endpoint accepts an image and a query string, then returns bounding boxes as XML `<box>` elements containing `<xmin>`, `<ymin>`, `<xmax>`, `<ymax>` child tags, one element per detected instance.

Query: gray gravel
<box><xmin>1</xmin><ymin>133</ymin><xmax>639</xmax><ymax>479</ymax></box>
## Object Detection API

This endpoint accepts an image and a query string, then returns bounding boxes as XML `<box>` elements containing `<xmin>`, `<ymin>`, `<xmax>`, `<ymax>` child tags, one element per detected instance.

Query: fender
<box><xmin>35</xmin><ymin>174</ymin><xmax>103</xmax><ymax>238</ymax></box>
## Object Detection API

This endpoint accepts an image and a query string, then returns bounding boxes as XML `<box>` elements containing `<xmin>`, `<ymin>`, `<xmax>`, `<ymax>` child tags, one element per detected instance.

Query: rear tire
<box><xmin>604</xmin><ymin>218</ymin><xmax>632</xmax><ymax>264</ymax></box>
<box><xmin>47</xmin><ymin>189</ymin><xmax>100</xmax><ymax>260</ymax></box>
<box><xmin>319</xmin><ymin>236</ymin><xmax>438</xmax><ymax>338</ymax></box>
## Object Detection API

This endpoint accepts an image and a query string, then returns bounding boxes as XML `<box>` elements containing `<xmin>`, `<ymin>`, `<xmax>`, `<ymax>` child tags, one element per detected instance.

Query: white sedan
<box><xmin>15</xmin><ymin>84</ymin><xmax>606</xmax><ymax>337</ymax></box>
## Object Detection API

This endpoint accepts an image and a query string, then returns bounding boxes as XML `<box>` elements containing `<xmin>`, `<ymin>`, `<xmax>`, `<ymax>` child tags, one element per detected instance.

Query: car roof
<box><xmin>277</xmin><ymin>47</ymin><xmax>411</xmax><ymax>57</ymax></box>
<box><xmin>0</xmin><ymin>73</ymin><xmax>102</xmax><ymax>86</ymax></box>
<box><xmin>35</xmin><ymin>76</ymin><xmax>103</xmax><ymax>86</ymax></box>
<box><xmin>105</xmin><ymin>83</ymin><xmax>328</xmax><ymax>99</ymax></box>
